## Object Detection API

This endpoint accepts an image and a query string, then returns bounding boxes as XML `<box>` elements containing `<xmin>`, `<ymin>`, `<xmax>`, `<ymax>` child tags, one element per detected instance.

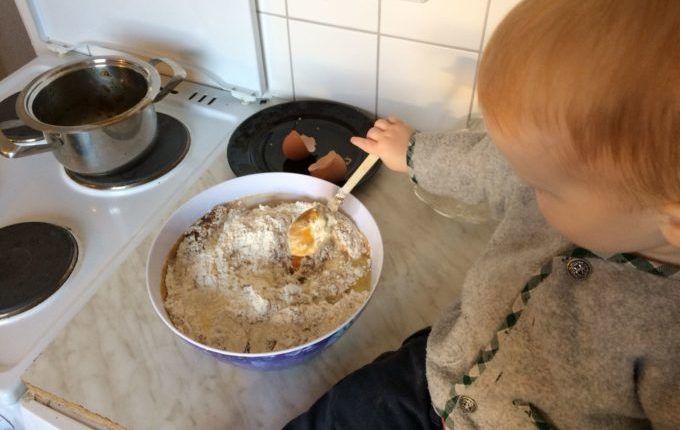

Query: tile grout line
<box><xmin>257</xmin><ymin>10</ymin><xmax>286</xmax><ymax>19</ymax></box>
<box><xmin>467</xmin><ymin>0</ymin><xmax>492</xmax><ymax>127</ymax></box>
<box><xmin>255</xmin><ymin>9</ymin><xmax>271</xmax><ymax>97</ymax></box>
<box><xmin>257</xmin><ymin>11</ymin><xmax>481</xmax><ymax>55</ymax></box>
<box><xmin>374</xmin><ymin>0</ymin><xmax>382</xmax><ymax>119</ymax></box>
<box><xmin>280</xmin><ymin>14</ymin><xmax>378</xmax><ymax>35</ymax></box>
<box><xmin>283</xmin><ymin>1</ymin><xmax>296</xmax><ymax>101</ymax></box>
<box><xmin>380</xmin><ymin>32</ymin><xmax>479</xmax><ymax>54</ymax></box>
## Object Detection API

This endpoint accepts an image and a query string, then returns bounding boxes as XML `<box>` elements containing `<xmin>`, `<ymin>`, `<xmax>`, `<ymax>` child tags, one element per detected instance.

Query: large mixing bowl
<box><xmin>147</xmin><ymin>172</ymin><xmax>383</xmax><ymax>369</ymax></box>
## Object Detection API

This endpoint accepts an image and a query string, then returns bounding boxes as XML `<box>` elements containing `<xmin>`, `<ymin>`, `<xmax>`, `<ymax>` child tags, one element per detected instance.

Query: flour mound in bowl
<box><xmin>163</xmin><ymin>200</ymin><xmax>371</xmax><ymax>353</ymax></box>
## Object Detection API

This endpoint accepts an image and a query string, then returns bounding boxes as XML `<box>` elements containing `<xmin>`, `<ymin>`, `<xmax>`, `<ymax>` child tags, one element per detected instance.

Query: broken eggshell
<box><xmin>282</xmin><ymin>130</ymin><xmax>311</xmax><ymax>161</ymax></box>
<box><xmin>299</xmin><ymin>134</ymin><xmax>316</xmax><ymax>153</ymax></box>
<box><xmin>308</xmin><ymin>150</ymin><xmax>347</xmax><ymax>183</ymax></box>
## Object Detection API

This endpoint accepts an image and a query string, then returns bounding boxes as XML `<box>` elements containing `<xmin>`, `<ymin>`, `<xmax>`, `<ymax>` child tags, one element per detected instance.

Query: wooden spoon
<box><xmin>288</xmin><ymin>153</ymin><xmax>380</xmax><ymax>258</ymax></box>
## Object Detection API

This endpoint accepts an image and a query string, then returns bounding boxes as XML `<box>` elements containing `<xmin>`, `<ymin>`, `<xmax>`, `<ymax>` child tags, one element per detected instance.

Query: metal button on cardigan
<box><xmin>458</xmin><ymin>395</ymin><xmax>477</xmax><ymax>413</ymax></box>
<box><xmin>567</xmin><ymin>258</ymin><xmax>592</xmax><ymax>280</ymax></box>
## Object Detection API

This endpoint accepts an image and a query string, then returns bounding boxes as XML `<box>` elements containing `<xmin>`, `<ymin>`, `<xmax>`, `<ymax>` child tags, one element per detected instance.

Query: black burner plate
<box><xmin>0</xmin><ymin>92</ymin><xmax>43</xmax><ymax>142</ymax></box>
<box><xmin>65</xmin><ymin>113</ymin><xmax>190</xmax><ymax>190</ymax></box>
<box><xmin>0</xmin><ymin>222</ymin><xmax>78</xmax><ymax>318</ymax></box>
<box><xmin>227</xmin><ymin>100</ymin><xmax>380</xmax><ymax>187</ymax></box>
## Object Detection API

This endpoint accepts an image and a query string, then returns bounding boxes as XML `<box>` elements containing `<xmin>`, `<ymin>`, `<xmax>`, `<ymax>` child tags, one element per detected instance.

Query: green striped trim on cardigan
<box><xmin>437</xmin><ymin>247</ymin><xmax>679</xmax><ymax>428</ymax></box>
<box><xmin>406</xmin><ymin>133</ymin><xmax>418</xmax><ymax>184</ymax></box>
<box><xmin>512</xmin><ymin>400</ymin><xmax>553</xmax><ymax>430</ymax></box>
<box><xmin>566</xmin><ymin>247</ymin><xmax>680</xmax><ymax>279</ymax></box>
<box><xmin>438</xmin><ymin>257</ymin><xmax>554</xmax><ymax>423</ymax></box>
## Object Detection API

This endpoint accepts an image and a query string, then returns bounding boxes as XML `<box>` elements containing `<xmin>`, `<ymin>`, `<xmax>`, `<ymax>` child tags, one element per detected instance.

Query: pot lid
<box><xmin>14</xmin><ymin>0</ymin><xmax>266</xmax><ymax>99</ymax></box>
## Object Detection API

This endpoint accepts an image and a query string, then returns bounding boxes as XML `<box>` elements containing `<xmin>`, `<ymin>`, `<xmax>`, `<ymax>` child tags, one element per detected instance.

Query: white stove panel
<box><xmin>0</xmin><ymin>53</ymin><xmax>264</xmax><ymax>404</ymax></box>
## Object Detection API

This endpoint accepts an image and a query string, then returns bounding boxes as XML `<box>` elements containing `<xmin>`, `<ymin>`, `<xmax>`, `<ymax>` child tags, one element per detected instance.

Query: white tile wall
<box><xmin>254</xmin><ymin>0</ymin><xmax>522</xmax><ymax>130</ymax></box>
<box><xmin>380</xmin><ymin>0</ymin><xmax>487</xmax><ymax>50</ymax></box>
<box><xmin>484</xmin><ymin>0</ymin><xmax>522</xmax><ymax>46</ymax></box>
<box><xmin>378</xmin><ymin>36</ymin><xmax>477</xmax><ymax>131</ymax></box>
<box><xmin>258</xmin><ymin>13</ymin><xmax>293</xmax><ymax>98</ymax></box>
<box><xmin>289</xmin><ymin>20</ymin><xmax>377</xmax><ymax>113</ymax></box>
<box><xmin>256</xmin><ymin>0</ymin><xmax>286</xmax><ymax>16</ymax></box>
<box><xmin>288</xmin><ymin>0</ymin><xmax>379</xmax><ymax>32</ymax></box>
<box><xmin>471</xmin><ymin>0</ymin><xmax>523</xmax><ymax>116</ymax></box>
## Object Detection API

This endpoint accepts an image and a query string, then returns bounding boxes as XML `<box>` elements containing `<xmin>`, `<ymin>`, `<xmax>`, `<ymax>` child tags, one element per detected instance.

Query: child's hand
<box><xmin>350</xmin><ymin>116</ymin><xmax>413</xmax><ymax>173</ymax></box>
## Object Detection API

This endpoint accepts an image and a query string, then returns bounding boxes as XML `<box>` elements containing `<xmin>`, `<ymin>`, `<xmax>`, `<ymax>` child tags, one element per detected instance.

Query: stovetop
<box><xmin>65</xmin><ymin>112</ymin><xmax>191</xmax><ymax>190</ymax></box>
<box><xmin>0</xmin><ymin>53</ymin><xmax>265</xmax><ymax>404</ymax></box>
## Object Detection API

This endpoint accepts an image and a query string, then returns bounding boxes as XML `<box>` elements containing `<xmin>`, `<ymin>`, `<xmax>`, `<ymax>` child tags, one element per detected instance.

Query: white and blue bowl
<box><xmin>146</xmin><ymin>172</ymin><xmax>383</xmax><ymax>369</ymax></box>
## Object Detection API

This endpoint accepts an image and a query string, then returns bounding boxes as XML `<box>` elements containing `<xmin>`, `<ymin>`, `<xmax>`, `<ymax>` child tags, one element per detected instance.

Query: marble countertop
<box><xmin>23</xmin><ymin>148</ymin><xmax>496</xmax><ymax>429</ymax></box>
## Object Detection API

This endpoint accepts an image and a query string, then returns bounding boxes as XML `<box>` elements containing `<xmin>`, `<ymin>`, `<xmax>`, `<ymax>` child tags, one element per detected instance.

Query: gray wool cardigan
<box><xmin>408</xmin><ymin>129</ymin><xmax>680</xmax><ymax>429</ymax></box>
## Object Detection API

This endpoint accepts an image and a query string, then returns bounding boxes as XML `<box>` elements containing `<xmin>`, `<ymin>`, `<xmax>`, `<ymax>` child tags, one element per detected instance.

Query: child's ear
<box><xmin>660</xmin><ymin>203</ymin><xmax>680</xmax><ymax>247</ymax></box>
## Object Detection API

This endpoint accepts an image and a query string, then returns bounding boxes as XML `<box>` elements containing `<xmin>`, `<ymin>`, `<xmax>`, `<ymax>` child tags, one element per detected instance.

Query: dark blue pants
<box><xmin>284</xmin><ymin>328</ymin><xmax>442</xmax><ymax>430</ymax></box>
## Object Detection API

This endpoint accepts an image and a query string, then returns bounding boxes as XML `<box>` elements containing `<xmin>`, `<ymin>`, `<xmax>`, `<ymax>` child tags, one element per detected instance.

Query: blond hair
<box><xmin>478</xmin><ymin>0</ymin><xmax>680</xmax><ymax>203</ymax></box>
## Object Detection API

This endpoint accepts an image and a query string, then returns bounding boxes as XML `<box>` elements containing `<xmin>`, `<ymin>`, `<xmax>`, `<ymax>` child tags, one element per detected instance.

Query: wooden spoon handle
<box><xmin>328</xmin><ymin>153</ymin><xmax>380</xmax><ymax>211</ymax></box>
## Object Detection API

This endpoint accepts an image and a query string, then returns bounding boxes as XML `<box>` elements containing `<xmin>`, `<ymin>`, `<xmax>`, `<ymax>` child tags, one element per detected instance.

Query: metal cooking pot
<box><xmin>0</xmin><ymin>55</ymin><xmax>186</xmax><ymax>175</ymax></box>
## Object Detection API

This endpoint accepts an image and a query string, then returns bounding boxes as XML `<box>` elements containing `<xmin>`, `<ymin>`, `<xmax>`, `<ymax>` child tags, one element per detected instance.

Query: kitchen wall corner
<box><xmin>0</xmin><ymin>0</ymin><xmax>36</xmax><ymax>79</ymax></box>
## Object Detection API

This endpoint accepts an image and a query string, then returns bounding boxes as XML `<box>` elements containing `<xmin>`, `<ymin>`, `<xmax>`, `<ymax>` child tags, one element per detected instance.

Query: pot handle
<box><xmin>149</xmin><ymin>58</ymin><xmax>187</xmax><ymax>102</ymax></box>
<box><xmin>0</xmin><ymin>121</ymin><xmax>51</xmax><ymax>159</ymax></box>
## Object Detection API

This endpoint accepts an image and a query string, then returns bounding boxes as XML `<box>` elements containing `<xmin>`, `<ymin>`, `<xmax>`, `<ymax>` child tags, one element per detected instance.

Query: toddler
<box><xmin>286</xmin><ymin>0</ymin><xmax>680</xmax><ymax>428</ymax></box>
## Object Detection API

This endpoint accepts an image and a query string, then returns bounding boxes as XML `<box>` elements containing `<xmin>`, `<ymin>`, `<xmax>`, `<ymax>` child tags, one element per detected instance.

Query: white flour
<box><xmin>163</xmin><ymin>200</ymin><xmax>371</xmax><ymax>353</ymax></box>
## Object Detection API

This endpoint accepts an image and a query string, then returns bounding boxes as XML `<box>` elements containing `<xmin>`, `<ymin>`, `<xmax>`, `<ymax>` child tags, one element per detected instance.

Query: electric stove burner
<box><xmin>0</xmin><ymin>92</ymin><xmax>43</xmax><ymax>142</ymax></box>
<box><xmin>65</xmin><ymin>113</ymin><xmax>190</xmax><ymax>190</ymax></box>
<box><xmin>0</xmin><ymin>222</ymin><xmax>78</xmax><ymax>319</ymax></box>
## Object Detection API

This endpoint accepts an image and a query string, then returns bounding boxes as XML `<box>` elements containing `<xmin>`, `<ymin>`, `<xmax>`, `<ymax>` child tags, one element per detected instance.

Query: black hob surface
<box><xmin>0</xmin><ymin>222</ymin><xmax>78</xmax><ymax>318</ymax></box>
<box><xmin>65</xmin><ymin>112</ymin><xmax>190</xmax><ymax>190</ymax></box>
